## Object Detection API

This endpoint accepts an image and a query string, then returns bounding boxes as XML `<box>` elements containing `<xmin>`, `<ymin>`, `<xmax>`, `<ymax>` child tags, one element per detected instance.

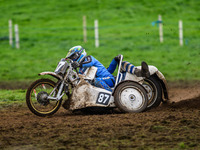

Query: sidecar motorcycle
<box><xmin>26</xmin><ymin>55</ymin><xmax>168</xmax><ymax>116</ymax></box>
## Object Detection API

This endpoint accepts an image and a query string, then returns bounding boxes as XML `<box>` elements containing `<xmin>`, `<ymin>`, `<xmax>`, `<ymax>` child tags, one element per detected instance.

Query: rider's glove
<box><xmin>72</xmin><ymin>61</ymin><xmax>80</xmax><ymax>69</ymax></box>
<box><xmin>114</xmin><ymin>54</ymin><xmax>121</xmax><ymax>62</ymax></box>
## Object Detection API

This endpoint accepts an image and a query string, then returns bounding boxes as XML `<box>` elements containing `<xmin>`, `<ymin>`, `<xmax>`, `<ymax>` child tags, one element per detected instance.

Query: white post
<box><xmin>158</xmin><ymin>15</ymin><xmax>163</xmax><ymax>43</ymax></box>
<box><xmin>179</xmin><ymin>20</ymin><xmax>183</xmax><ymax>46</ymax></box>
<box><xmin>14</xmin><ymin>24</ymin><xmax>20</xmax><ymax>49</ymax></box>
<box><xmin>9</xmin><ymin>19</ymin><xmax>13</xmax><ymax>46</ymax></box>
<box><xmin>83</xmin><ymin>15</ymin><xmax>87</xmax><ymax>43</ymax></box>
<box><xmin>94</xmin><ymin>19</ymin><xmax>99</xmax><ymax>48</ymax></box>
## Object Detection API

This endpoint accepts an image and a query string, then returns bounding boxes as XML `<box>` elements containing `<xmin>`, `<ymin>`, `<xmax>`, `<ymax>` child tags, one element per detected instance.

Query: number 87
<box><xmin>98</xmin><ymin>94</ymin><xmax>109</xmax><ymax>104</ymax></box>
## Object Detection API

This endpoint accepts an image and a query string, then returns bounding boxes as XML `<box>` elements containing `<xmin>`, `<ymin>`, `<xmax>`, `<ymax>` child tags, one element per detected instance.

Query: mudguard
<box><xmin>148</xmin><ymin>66</ymin><xmax>169</xmax><ymax>101</ymax></box>
<box><xmin>123</xmin><ymin>65</ymin><xmax>169</xmax><ymax>102</ymax></box>
<box><xmin>38</xmin><ymin>72</ymin><xmax>63</xmax><ymax>80</ymax></box>
<box><xmin>155</xmin><ymin>71</ymin><xmax>169</xmax><ymax>102</ymax></box>
<box><xmin>146</xmin><ymin>66</ymin><xmax>169</xmax><ymax>102</ymax></box>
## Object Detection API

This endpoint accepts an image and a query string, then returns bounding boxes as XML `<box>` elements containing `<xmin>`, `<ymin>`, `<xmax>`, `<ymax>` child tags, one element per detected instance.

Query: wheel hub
<box><xmin>121</xmin><ymin>87</ymin><xmax>144</xmax><ymax>110</ymax></box>
<box><xmin>37</xmin><ymin>91</ymin><xmax>49</xmax><ymax>106</ymax></box>
<box><xmin>129</xmin><ymin>94</ymin><xmax>136</xmax><ymax>101</ymax></box>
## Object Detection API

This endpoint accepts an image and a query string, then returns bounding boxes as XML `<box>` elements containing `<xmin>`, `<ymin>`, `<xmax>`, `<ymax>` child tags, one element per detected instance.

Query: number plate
<box><xmin>96</xmin><ymin>92</ymin><xmax>111</xmax><ymax>105</ymax></box>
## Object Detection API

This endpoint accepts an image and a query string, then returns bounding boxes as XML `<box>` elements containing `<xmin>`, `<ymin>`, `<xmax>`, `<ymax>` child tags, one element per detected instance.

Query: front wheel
<box><xmin>114</xmin><ymin>81</ymin><xmax>148</xmax><ymax>113</ymax></box>
<box><xmin>26</xmin><ymin>78</ymin><xmax>62</xmax><ymax>117</ymax></box>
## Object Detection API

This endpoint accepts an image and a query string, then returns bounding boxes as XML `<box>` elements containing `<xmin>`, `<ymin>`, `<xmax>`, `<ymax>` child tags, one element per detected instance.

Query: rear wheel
<box><xmin>143</xmin><ymin>76</ymin><xmax>162</xmax><ymax>108</ymax></box>
<box><xmin>114</xmin><ymin>81</ymin><xmax>148</xmax><ymax>113</ymax></box>
<box><xmin>26</xmin><ymin>78</ymin><xmax>62</xmax><ymax>117</ymax></box>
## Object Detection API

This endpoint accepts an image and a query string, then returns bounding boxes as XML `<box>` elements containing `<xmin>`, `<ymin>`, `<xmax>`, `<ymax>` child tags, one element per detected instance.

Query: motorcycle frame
<box><xmin>39</xmin><ymin>62</ymin><xmax>79</xmax><ymax>101</ymax></box>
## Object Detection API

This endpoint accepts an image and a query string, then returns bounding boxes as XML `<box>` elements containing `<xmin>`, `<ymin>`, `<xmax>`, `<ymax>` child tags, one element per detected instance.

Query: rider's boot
<box><xmin>134</xmin><ymin>61</ymin><xmax>150</xmax><ymax>78</ymax></box>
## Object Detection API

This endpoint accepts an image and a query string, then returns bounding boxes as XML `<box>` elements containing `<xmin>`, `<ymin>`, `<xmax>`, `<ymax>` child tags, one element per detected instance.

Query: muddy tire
<box><xmin>143</xmin><ymin>76</ymin><xmax>162</xmax><ymax>109</ymax></box>
<box><xmin>114</xmin><ymin>81</ymin><xmax>148</xmax><ymax>113</ymax></box>
<box><xmin>26</xmin><ymin>78</ymin><xmax>62</xmax><ymax>117</ymax></box>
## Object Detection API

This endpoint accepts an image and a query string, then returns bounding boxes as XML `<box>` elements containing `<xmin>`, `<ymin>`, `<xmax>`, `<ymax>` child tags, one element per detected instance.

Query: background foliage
<box><xmin>0</xmin><ymin>0</ymin><xmax>199</xmax><ymax>81</ymax></box>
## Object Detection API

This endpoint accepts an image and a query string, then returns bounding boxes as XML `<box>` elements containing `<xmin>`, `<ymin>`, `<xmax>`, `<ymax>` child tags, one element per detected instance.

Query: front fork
<box><xmin>47</xmin><ymin>80</ymin><xmax>68</xmax><ymax>101</ymax></box>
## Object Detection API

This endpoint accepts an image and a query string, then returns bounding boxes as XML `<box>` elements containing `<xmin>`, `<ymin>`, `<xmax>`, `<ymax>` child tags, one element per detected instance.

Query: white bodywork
<box><xmin>124</xmin><ymin>65</ymin><xmax>167</xmax><ymax>85</ymax></box>
<box><xmin>83</xmin><ymin>66</ymin><xmax>98</xmax><ymax>80</ymax></box>
<box><xmin>69</xmin><ymin>79</ymin><xmax>115</xmax><ymax>110</ymax></box>
<box><xmin>68</xmin><ymin>65</ymin><xmax>168</xmax><ymax>110</ymax></box>
<box><xmin>68</xmin><ymin>66</ymin><xmax>115</xmax><ymax>110</ymax></box>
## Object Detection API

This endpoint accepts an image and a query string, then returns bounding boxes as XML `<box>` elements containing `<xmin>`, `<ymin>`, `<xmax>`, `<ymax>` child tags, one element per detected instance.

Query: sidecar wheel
<box><xmin>143</xmin><ymin>76</ymin><xmax>162</xmax><ymax>109</ymax></box>
<box><xmin>26</xmin><ymin>78</ymin><xmax>62</xmax><ymax>117</ymax></box>
<box><xmin>114</xmin><ymin>81</ymin><xmax>148</xmax><ymax>113</ymax></box>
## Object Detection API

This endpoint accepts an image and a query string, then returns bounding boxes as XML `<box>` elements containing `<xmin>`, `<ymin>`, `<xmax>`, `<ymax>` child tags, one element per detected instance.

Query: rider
<box><xmin>66</xmin><ymin>46</ymin><xmax>116</xmax><ymax>92</ymax></box>
<box><xmin>66</xmin><ymin>46</ymin><xmax>150</xmax><ymax>92</ymax></box>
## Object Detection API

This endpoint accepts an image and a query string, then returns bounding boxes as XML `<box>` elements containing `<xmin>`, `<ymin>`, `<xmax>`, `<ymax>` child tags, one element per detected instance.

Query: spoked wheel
<box><xmin>143</xmin><ymin>76</ymin><xmax>162</xmax><ymax>109</ymax></box>
<box><xmin>114</xmin><ymin>81</ymin><xmax>148</xmax><ymax>113</ymax></box>
<box><xmin>26</xmin><ymin>78</ymin><xmax>62</xmax><ymax>117</ymax></box>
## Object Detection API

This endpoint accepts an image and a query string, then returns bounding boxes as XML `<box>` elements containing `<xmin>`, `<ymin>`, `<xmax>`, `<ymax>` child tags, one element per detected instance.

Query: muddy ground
<box><xmin>0</xmin><ymin>82</ymin><xmax>200</xmax><ymax>150</ymax></box>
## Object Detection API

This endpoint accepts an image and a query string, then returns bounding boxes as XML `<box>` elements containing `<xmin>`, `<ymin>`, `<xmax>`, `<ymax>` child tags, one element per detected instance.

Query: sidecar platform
<box><xmin>68</xmin><ymin>79</ymin><xmax>115</xmax><ymax>111</ymax></box>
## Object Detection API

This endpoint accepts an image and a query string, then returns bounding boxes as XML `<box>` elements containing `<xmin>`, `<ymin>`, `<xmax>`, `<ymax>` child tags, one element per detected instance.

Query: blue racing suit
<box><xmin>79</xmin><ymin>56</ymin><xmax>116</xmax><ymax>92</ymax></box>
<box><xmin>107</xmin><ymin>58</ymin><xmax>118</xmax><ymax>74</ymax></box>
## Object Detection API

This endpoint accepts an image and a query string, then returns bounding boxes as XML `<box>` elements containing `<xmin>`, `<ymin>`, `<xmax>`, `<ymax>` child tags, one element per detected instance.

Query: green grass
<box><xmin>0</xmin><ymin>89</ymin><xmax>26</xmax><ymax>107</ymax></box>
<box><xmin>0</xmin><ymin>0</ymin><xmax>199</xmax><ymax>82</ymax></box>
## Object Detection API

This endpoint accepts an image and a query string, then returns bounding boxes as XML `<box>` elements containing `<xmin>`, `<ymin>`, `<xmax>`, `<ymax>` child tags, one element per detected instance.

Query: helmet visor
<box><xmin>70</xmin><ymin>53</ymin><xmax>79</xmax><ymax>60</ymax></box>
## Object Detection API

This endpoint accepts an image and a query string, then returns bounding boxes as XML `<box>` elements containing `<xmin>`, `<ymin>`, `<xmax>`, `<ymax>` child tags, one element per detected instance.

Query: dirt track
<box><xmin>0</xmin><ymin>83</ymin><xmax>200</xmax><ymax>150</ymax></box>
